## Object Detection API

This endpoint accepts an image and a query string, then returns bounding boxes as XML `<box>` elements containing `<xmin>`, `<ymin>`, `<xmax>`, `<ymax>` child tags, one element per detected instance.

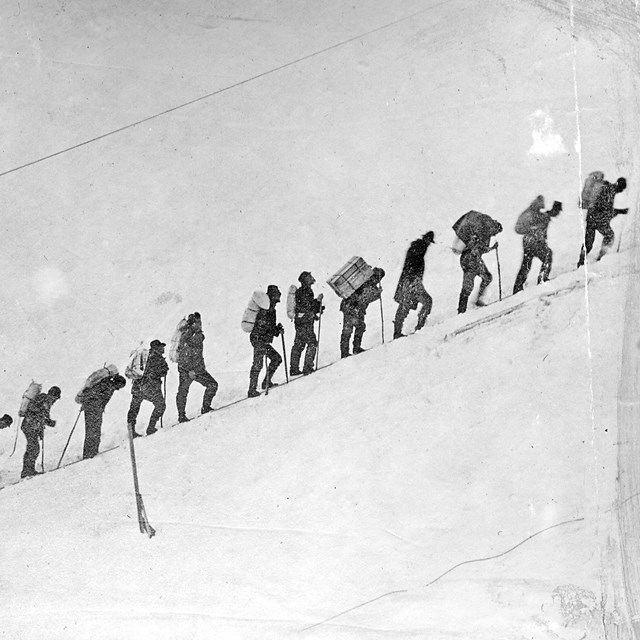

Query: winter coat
<box><xmin>142</xmin><ymin>350</ymin><xmax>169</xmax><ymax>383</ymax></box>
<box><xmin>22</xmin><ymin>393</ymin><xmax>56</xmax><ymax>435</ymax></box>
<box><xmin>251</xmin><ymin>307</ymin><xmax>279</xmax><ymax>344</ymax></box>
<box><xmin>588</xmin><ymin>181</ymin><xmax>627</xmax><ymax>226</ymax></box>
<box><xmin>341</xmin><ymin>278</ymin><xmax>382</xmax><ymax>317</ymax></box>
<box><xmin>294</xmin><ymin>285</ymin><xmax>322</xmax><ymax>327</ymax></box>
<box><xmin>177</xmin><ymin>326</ymin><xmax>206</xmax><ymax>372</ymax></box>
<box><xmin>394</xmin><ymin>238</ymin><xmax>429</xmax><ymax>302</ymax></box>
<box><xmin>516</xmin><ymin>197</ymin><xmax>559</xmax><ymax>240</ymax></box>
<box><xmin>80</xmin><ymin>378</ymin><xmax>116</xmax><ymax>413</ymax></box>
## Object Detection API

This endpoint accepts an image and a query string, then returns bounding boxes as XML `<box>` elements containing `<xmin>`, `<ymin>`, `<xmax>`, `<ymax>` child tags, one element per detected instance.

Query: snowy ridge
<box><xmin>0</xmin><ymin>252</ymin><xmax>628</xmax><ymax>638</ymax></box>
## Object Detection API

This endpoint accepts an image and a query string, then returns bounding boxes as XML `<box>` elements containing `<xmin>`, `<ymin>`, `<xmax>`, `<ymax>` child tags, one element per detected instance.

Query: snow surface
<box><xmin>0</xmin><ymin>0</ymin><xmax>638</xmax><ymax>637</ymax></box>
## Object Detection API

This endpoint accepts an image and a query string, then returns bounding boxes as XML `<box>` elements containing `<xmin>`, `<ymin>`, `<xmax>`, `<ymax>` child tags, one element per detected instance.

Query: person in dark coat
<box><xmin>577</xmin><ymin>176</ymin><xmax>628</xmax><ymax>267</ymax></box>
<box><xmin>0</xmin><ymin>414</ymin><xmax>13</xmax><ymax>429</ymax></box>
<box><xmin>513</xmin><ymin>199</ymin><xmax>562</xmax><ymax>294</ymax></box>
<box><xmin>454</xmin><ymin>212</ymin><xmax>502</xmax><ymax>314</ymax></box>
<box><xmin>127</xmin><ymin>339</ymin><xmax>169</xmax><ymax>437</ymax></box>
<box><xmin>176</xmin><ymin>312</ymin><xmax>219</xmax><ymax>423</ymax></box>
<box><xmin>21</xmin><ymin>386</ymin><xmax>60</xmax><ymax>478</ymax></box>
<box><xmin>340</xmin><ymin>267</ymin><xmax>385</xmax><ymax>358</ymax></box>
<box><xmin>393</xmin><ymin>231</ymin><xmax>434</xmax><ymax>339</ymax></box>
<box><xmin>79</xmin><ymin>374</ymin><xmax>126</xmax><ymax>459</ymax></box>
<box><xmin>248</xmin><ymin>285</ymin><xmax>284</xmax><ymax>398</ymax></box>
<box><xmin>290</xmin><ymin>272</ymin><xmax>324</xmax><ymax>376</ymax></box>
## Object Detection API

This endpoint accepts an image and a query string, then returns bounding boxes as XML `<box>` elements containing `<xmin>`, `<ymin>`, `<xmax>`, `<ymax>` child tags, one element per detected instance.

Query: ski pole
<box><xmin>281</xmin><ymin>332</ymin><xmax>289</xmax><ymax>384</ymax></box>
<box><xmin>41</xmin><ymin>430</ymin><xmax>45</xmax><ymax>473</ymax></box>
<box><xmin>9</xmin><ymin>417</ymin><xmax>22</xmax><ymax>457</ymax></box>
<box><xmin>495</xmin><ymin>245</ymin><xmax>503</xmax><ymax>301</ymax></box>
<box><xmin>315</xmin><ymin>311</ymin><xmax>323</xmax><ymax>370</ymax></box>
<box><xmin>57</xmin><ymin>408</ymin><xmax>83</xmax><ymax>469</ymax></box>
<box><xmin>264</xmin><ymin>355</ymin><xmax>270</xmax><ymax>396</ymax></box>
<box><xmin>379</xmin><ymin>294</ymin><xmax>385</xmax><ymax>344</ymax></box>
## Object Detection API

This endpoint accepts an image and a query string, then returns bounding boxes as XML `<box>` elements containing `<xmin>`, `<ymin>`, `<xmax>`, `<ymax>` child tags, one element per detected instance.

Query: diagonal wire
<box><xmin>0</xmin><ymin>3</ymin><xmax>448</xmax><ymax>179</ymax></box>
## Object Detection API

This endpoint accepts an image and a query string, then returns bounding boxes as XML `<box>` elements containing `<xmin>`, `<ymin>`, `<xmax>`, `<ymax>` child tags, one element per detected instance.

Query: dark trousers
<box><xmin>513</xmin><ymin>235</ymin><xmax>553</xmax><ymax>294</ymax></box>
<box><xmin>393</xmin><ymin>281</ymin><xmax>432</xmax><ymax>338</ymax></box>
<box><xmin>341</xmin><ymin>311</ymin><xmax>366</xmax><ymax>357</ymax></box>
<box><xmin>290</xmin><ymin>322</ymin><xmax>317</xmax><ymax>373</ymax></box>
<box><xmin>21</xmin><ymin>423</ymin><xmax>42</xmax><ymax>475</ymax></box>
<box><xmin>127</xmin><ymin>380</ymin><xmax>166</xmax><ymax>431</ymax></box>
<box><xmin>176</xmin><ymin>368</ymin><xmax>218</xmax><ymax>417</ymax></box>
<box><xmin>83</xmin><ymin>407</ymin><xmax>104</xmax><ymax>459</ymax></box>
<box><xmin>578</xmin><ymin>219</ymin><xmax>614</xmax><ymax>266</ymax></box>
<box><xmin>249</xmin><ymin>337</ymin><xmax>282</xmax><ymax>392</ymax></box>
<box><xmin>458</xmin><ymin>252</ymin><xmax>492</xmax><ymax>314</ymax></box>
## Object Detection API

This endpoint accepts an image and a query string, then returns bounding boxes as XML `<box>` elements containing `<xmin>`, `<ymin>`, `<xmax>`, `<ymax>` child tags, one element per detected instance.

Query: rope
<box><xmin>0</xmin><ymin>3</ymin><xmax>447</xmax><ymax>179</ymax></box>
<box><xmin>302</xmin><ymin>517</ymin><xmax>584</xmax><ymax>631</ymax></box>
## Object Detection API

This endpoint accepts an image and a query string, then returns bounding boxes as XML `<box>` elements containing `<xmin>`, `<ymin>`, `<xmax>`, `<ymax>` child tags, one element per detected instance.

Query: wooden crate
<box><xmin>327</xmin><ymin>256</ymin><xmax>374</xmax><ymax>298</ymax></box>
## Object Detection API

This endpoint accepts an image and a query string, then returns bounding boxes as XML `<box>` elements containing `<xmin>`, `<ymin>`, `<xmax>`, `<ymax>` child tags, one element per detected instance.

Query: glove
<box><xmin>317</xmin><ymin>293</ymin><xmax>324</xmax><ymax>302</ymax></box>
<box><xmin>490</xmin><ymin>241</ymin><xmax>499</xmax><ymax>251</ymax></box>
<box><xmin>189</xmin><ymin>371</ymin><xmax>197</xmax><ymax>380</ymax></box>
<box><xmin>276</xmin><ymin>323</ymin><xmax>284</xmax><ymax>336</ymax></box>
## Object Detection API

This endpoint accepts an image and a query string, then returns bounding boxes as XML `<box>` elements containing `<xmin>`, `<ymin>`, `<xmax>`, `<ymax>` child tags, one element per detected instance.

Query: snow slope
<box><xmin>0</xmin><ymin>0</ymin><xmax>638</xmax><ymax>636</ymax></box>
<box><xmin>0</xmin><ymin>254</ymin><xmax>630</xmax><ymax>639</ymax></box>
<box><xmin>0</xmin><ymin>0</ymin><xmax>637</xmax><ymax>471</ymax></box>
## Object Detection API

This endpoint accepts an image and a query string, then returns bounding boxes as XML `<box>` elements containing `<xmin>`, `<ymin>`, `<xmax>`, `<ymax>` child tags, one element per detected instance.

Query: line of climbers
<box><xmin>5</xmin><ymin>171</ymin><xmax>628</xmax><ymax>480</ymax></box>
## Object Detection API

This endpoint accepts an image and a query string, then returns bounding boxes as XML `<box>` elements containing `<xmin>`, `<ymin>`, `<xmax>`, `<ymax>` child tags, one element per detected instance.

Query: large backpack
<box><xmin>19</xmin><ymin>381</ymin><xmax>42</xmax><ymax>417</ymax></box>
<box><xmin>286</xmin><ymin>285</ymin><xmax>297</xmax><ymax>320</ymax></box>
<box><xmin>169</xmin><ymin>318</ymin><xmax>188</xmax><ymax>363</ymax></box>
<box><xmin>580</xmin><ymin>171</ymin><xmax>605</xmax><ymax>210</ymax></box>
<box><xmin>75</xmin><ymin>364</ymin><xmax>119</xmax><ymax>404</ymax></box>
<box><xmin>515</xmin><ymin>196</ymin><xmax>545</xmax><ymax>235</ymax></box>
<box><xmin>125</xmin><ymin>345</ymin><xmax>149</xmax><ymax>380</ymax></box>
<box><xmin>241</xmin><ymin>291</ymin><xmax>270</xmax><ymax>333</ymax></box>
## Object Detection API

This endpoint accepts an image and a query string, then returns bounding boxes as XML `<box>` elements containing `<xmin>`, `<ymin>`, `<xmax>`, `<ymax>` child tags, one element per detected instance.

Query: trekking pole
<box><xmin>41</xmin><ymin>430</ymin><xmax>45</xmax><ymax>473</ymax></box>
<box><xmin>9</xmin><ymin>417</ymin><xmax>22</xmax><ymax>457</ymax></box>
<box><xmin>57</xmin><ymin>408</ymin><xmax>83</xmax><ymax>469</ymax></box>
<box><xmin>281</xmin><ymin>332</ymin><xmax>289</xmax><ymax>384</ymax></box>
<box><xmin>315</xmin><ymin>311</ymin><xmax>323</xmax><ymax>370</ymax></box>
<box><xmin>495</xmin><ymin>245</ymin><xmax>503</xmax><ymax>301</ymax></box>
<box><xmin>264</xmin><ymin>355</ymin><xmax>270</xmax><ymax>396</ymax></box>
<box><xmin>126</xmin><ymin>422</ymin><xmax>156</xmax><ymax>538</ymax></box>
<box><xmin>379</xmin><ymin>294</ymin><xmax>385</xmax><ymax>344</ymax></box>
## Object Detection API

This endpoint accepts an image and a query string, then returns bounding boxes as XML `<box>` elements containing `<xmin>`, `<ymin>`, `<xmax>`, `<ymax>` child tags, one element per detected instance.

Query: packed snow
<box><xmin>0</xmin><ymin>0</ymin><xmax>638</xmax><ymax>637</ymax></box>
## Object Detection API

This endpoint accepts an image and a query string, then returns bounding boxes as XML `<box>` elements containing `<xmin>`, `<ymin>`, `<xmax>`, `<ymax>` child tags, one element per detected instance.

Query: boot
<box><xmin>201</xmin><ymin>406</ymin><xmax>213</xmax><ymax>415</ymax></box>
<box><xmin>146</xmin><ymin>425</ymin><xmax>158</xmax><ymax>436</ymax></box>
<box><xmin>247</xmin><ymin>388</ymin><xmax>261</xmax><ymax>398</ymax></box>
<box><xmin>178</xmin><ymin>414</ymin><xmax>189</xmax><ymax>423</ymax></box>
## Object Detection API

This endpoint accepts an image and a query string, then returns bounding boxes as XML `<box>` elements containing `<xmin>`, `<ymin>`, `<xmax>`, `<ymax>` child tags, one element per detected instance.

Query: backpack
<box><xmin>580</xmin><ymin>171</ymin><xmax>605</xmax><ymax>210</ymax></box>
<box><xmin>286</xmin><ymin>285</ymin><xmax>297</xmax><ymax>320</ymax></box>
<box><xmin>241</xmin><ymin>291</ymin><xmax>271</xmax><ymax>333</ymax></box>
<box><xmin>125</xmin><ymin>345</ymin><xmax>149</xmax><ymax>380</ymax></box>
<box><xmin>168</xmin><ymin>318</ymin><xmax>188</xmax><ymax>363</ymax></box>
<box><xmin>19</xmin><ymin>381</ymin><xmax>42</xmax><ymax>417</ymax></box>
<box><xmin>515</xmin><ymin>196</ymin><xmax>545</xmax><ymax>235</ymax></box>
<box><xmin>75</xmin><ymin>364</ymin><xmax>119</xmax><ymax>404</ymax></box>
